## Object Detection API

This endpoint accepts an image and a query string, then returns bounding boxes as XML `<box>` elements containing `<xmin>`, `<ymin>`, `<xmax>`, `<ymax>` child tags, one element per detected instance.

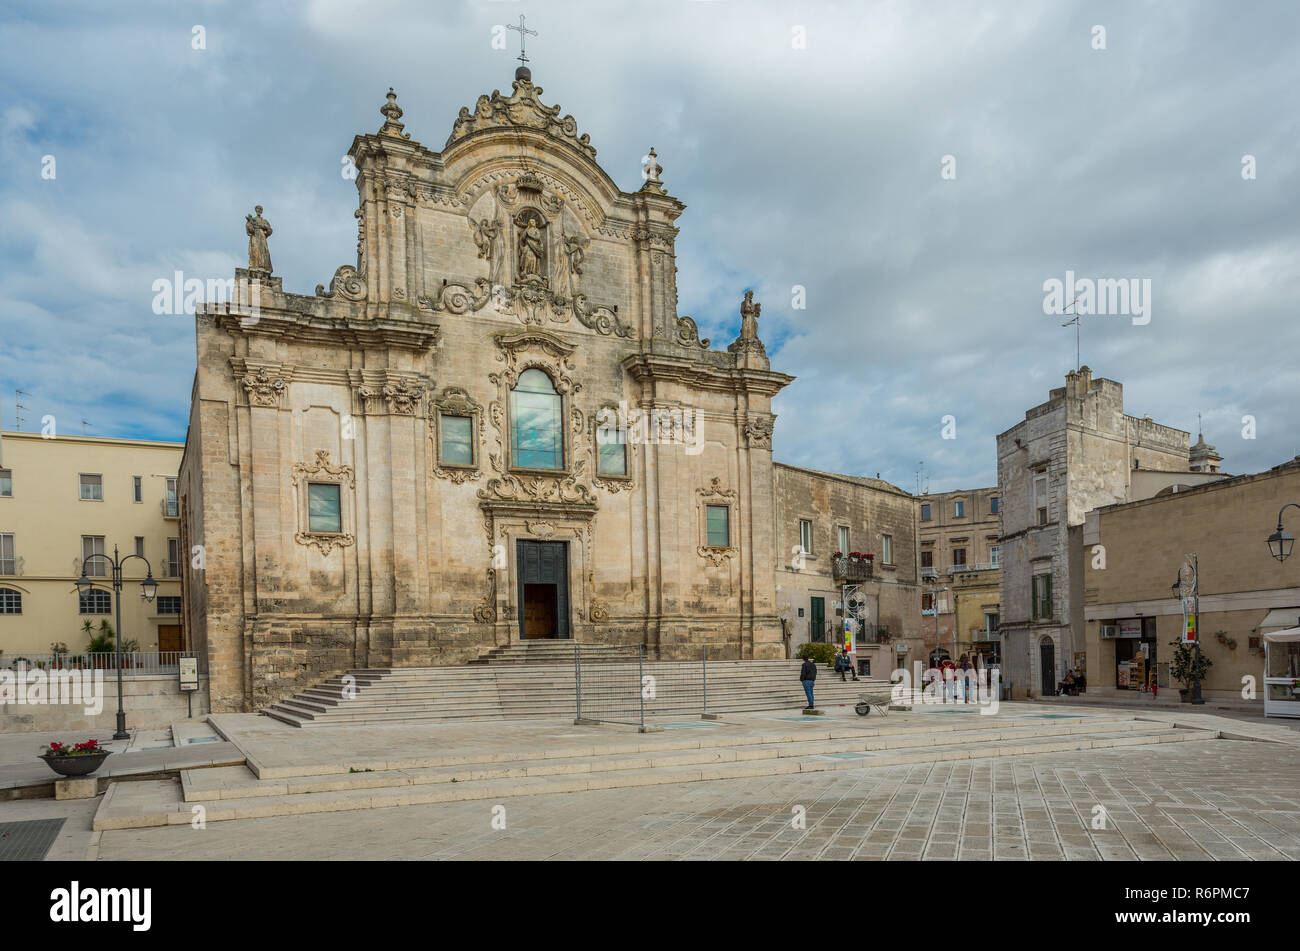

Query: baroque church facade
<box><xmin>179</xmin><ymin>67</ymin><xmax>803</xmax><ymax>712</ymax></box>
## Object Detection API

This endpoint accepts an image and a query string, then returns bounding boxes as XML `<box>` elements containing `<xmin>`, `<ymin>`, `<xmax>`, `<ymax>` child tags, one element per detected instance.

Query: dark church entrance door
<box><xmin>516</xmin><ymin>540</ymin><xmax>570</xmax><ymax>640</ymax></box>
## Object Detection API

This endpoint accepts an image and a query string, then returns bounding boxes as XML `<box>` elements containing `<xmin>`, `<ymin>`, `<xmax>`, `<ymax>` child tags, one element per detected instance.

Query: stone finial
<box><xmin>641</xmin><ymin>147</ymin><xmax>664</xmax><ymax>194</ymax></box>
<box><xmin>379</xmin><ymin>88</ymin><xmax>409</xmax><ymax>139</ymax></box>
<box><xmin>728</xmin><ymin>290</ymin><xmax>768</xmax><ymax>366</ymax></box>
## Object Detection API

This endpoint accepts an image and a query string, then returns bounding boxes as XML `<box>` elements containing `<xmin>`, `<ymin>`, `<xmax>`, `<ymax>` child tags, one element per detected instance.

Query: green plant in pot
<box><xmin>1168</xmin><ymin>638</ymin><xmax>1213</xmax><ymax>701</ymax></box>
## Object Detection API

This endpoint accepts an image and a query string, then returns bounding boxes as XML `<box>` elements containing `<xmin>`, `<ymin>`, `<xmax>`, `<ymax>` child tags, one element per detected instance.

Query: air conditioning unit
<box><xmin>1101</xmin><ymin>624</ymin><xmax>1119</xmax><ymax>639</ymax></box>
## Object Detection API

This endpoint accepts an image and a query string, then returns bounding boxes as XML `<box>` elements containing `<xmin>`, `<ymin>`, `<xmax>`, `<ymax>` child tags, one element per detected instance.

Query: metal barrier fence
<box><xmin>574</xmin><ymin>645</ymin><xmax>709</xmax><ymax>731</ymax></box>
<box><xmin>0</xmin><ymin>652</ymin><xmax>205</xmax><ymax>675</ymax></box>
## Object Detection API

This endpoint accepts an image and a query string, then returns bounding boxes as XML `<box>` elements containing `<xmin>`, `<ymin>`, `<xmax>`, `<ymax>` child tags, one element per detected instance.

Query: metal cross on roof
<box><xmin>507</xmin><ymin>15</ymin><xmax>538</xmax><ymax>67</ymax></box>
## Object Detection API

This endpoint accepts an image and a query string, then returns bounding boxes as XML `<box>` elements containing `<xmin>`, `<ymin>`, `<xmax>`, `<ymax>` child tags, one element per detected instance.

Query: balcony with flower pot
<box><xmin>831</xmin><ymin>552</ymin><xmax>874</xmax><ymax>584</ymax></box>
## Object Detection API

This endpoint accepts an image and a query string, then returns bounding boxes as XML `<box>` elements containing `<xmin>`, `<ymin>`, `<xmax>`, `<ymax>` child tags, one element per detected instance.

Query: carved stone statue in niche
<box><xmin>471</xmin><ymin>216</ymin><xmax>504</xmax><ymax>285</ymax></box>
<box><xmin>515</xmin><ymin>212</ymin><xmax>547</xmax><ymax>285</ymax></box>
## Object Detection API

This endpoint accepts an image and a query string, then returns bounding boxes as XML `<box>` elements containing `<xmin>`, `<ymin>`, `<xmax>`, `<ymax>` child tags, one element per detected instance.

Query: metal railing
<box><xmin>0</xmin><ymin>651</ymin><xmax>204</xmax><ymax>674</ymax></box>
<box><xmin>831</xmin><ymin>554</ymin><xmax>874</xmax><ymax>583</ymax></box>
<box><xmin>574</xmin><ymin>644</ymin><xmax>708</xmax><ymax>731</ymax></box>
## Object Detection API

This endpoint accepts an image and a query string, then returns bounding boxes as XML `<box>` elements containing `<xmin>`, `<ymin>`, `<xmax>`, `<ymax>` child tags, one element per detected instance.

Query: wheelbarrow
<box><xmin>855</xmin><ymin>690</ymin><xmax>893</xmax><ymax>717</ymax></box>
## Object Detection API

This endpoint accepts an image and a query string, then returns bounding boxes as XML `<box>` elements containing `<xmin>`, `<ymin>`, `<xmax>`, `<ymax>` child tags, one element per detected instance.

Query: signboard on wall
<box><xmin>179</xmin><ymin>656</ymin><xmax>199</xmax><ymax>693</ymax></box>
<box><xmin>1119</xmin><ymin>618</ymin><xmax>1142</xmax><ymax>638</ymax></box>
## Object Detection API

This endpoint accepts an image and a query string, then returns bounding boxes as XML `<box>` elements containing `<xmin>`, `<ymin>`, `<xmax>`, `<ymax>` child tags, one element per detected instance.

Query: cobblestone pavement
<box><xmin>91</xmin><ymin>737</ymin><xmax>1300</xmax><ymax>861</ymax></box>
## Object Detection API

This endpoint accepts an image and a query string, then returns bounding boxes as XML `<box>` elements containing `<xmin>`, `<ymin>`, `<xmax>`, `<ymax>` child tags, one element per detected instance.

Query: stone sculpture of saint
<box><xmin>472</xmin><ymin>217</ymin><xmax>503</xmax><ymax>284</ymax></box>
<box><xmin>517</xmin><ymin>216</ymin><xmax>544</xmax><ymax>279</ymax></box>
<box><xmin>246</xmin><ymin>206</ymin><xmax>273</xmax><ymax>273</ymax></box>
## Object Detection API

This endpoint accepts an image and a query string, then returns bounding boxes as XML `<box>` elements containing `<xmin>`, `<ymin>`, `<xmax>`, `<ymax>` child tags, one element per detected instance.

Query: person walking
<box><xmin>959</xmin><ymin>653</ymin><xmax>972</xmax><ymax>702</ymax></box>
<box><xmin>799</xmin><ymin>654</ymin><xmax>818</xmax><ymax>709</ymax></box>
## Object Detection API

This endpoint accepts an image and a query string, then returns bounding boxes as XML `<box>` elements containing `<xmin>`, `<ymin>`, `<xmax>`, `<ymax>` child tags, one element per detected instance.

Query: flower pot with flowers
<box><xmin>40</xmin><ymin>739</ymin><xmax>112</xmax><ymax>777</ymax></box>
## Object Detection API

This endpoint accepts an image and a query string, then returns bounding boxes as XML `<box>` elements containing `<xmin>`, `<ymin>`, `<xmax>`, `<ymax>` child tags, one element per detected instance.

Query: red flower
<box><xmin>49</xmin><ymin>742</ymin><xmax>63</xmax><ymax>751</ymax></box>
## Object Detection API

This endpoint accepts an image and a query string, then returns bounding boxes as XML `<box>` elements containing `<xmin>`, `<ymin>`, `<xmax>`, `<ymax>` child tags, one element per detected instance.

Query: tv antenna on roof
<box><xmin>14</xmin><ymin>390</ymin><xmax>29</xmax><ymax>431</ymax></box>
<box><xmin>1059</xmin><ymin>297</ymin><xmax>1083</xmax><ymax>371</ymax></box>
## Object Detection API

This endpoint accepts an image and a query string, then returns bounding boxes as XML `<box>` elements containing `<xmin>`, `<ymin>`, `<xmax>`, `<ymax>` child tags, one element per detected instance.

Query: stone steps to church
<box><xmin>92</xmin><ymin>722</ymin><xmax>1214</xmax><ymax>830</ymax></box>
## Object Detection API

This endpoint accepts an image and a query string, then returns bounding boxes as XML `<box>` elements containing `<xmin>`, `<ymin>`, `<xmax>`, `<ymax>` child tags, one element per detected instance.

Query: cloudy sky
<box><xmin>2</xmin><ymin>0</ymin><xmax>1297</xmax><ymax>492</ymax></box>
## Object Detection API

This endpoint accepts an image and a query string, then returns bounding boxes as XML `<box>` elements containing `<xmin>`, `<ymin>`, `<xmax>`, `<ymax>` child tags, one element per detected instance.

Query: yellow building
<box><xmin>917</xmin><ymin>488</ymin><xmax>1001</xmax><ymax>665</ymax></box>
<box><xmin>1083</xmin><ymin>456</ymin><xmax>1300</xmax><ymax>703</ymax></box>
<box><xmin>0</xmin><ymin>431</ymin><xmax>185</xmax><ymax>658</ymax></box>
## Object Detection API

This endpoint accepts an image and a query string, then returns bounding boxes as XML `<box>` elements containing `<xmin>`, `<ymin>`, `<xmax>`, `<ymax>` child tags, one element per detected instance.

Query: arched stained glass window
<box><xmin>511</xmin><ymin>368</ymin><xmax>563</xmax><ymax>470</ymax></box>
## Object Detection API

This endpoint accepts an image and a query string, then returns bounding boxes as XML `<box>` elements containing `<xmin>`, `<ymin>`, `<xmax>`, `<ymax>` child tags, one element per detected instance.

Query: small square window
<box><xmin>80</xmin><ymin>474</ymin><xmax>103</xmax><ymax>501</ymax></box>
<box><xmin>156</xmin><ymin>596</ymin><xmax>181</xmax><ymax>615</ymax></box>
<box><xmin>79</xmin><ymin>589</ymin><xmax>112</xmax><ymax>614</ymax></box>
<box><xmin>0</xmin><ymin>469</ymin><xmax>12</xmax><ymax>497</ymax></box>
<box><xmin>440</xmin><ymin>414</ymin><xmax>474</xmax><ymax>467</ymax></box>
<box><xmin>706</xmin><ymin>505</ymin><xmax>730</xmax><ymax>548</ymax></box>
<box><xmin>307</xmin><ymin>483</ymin><xmax>343</xmax><ymax>534</ymax></box>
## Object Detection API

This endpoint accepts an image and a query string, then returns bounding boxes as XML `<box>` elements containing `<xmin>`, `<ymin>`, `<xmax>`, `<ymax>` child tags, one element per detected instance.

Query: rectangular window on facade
<box><xmin>985</xmin><ymin>612</ymin><xmax>999</xmax><ymax>633</ymax></box>
<box><xmin>133</xmin><ymin>476</ymin><xmax>143</xmax><ymax>503</ymax></box>
<box><xmin>837</xmin><ymin>526</ymin><xmax>849</xmax><ymax>554</ymax></box>
<box><xmin>79</xmin><ymin>589</ymin><xmax>112</xmax><ymax>615</ymax></box>
<box><xmin>920</xmin><ymin>503</ymin><xmax>931</xmax><ymax>521</ymax></box>
<box><xmin>990</xmin><ymin>496</ymin><xmax>999</xmax><ymax>514</ymax></box>
<box><xmin>1033</xmin><ymin>473</ymin><xmax>1048</xmax><ymax>525</ymax></box>
<box><xmin>0</xmin><ymin>586</ymin><xmax>21</xmax><ymax>614</ymax></box>
<box><xmin>920</xmin><ymin>549</ymin><xmax>933</xmax><ymax>569</ymax></box>
<box><xmin>954</xmin><ymin>500</ymin><xmax>965</xmax><ymax>517</ymax></box>
<box><xmin>82</xmin><ymin>535</ymin><xmax>106</xmax><ymax>577</ymax></box>
<box><xmin>1032</xmin><ymin>572</ymin><xmax>1053</xmax><ymax>619</ymax></box>
<box><xmin>882</xmin><ymin>534</ymin><xmax>893</xmax><ymax>564</ymax></box>
<box><xmin>952</xmin><ymin>547</ymin><xmax>967</xmax><ymax>566</ymax></box>
<box><xmin>595</xmin><ymin>423</ymin><xmax>627</xmax><ymax>476</ymax></box>
<box><xmin>307</xmin><ymin>483</ymin><xmax>343</xmax><ymax>534</ymax></box>
<box><xmin>922</xmin><ymin>591</ymin><xmax>933</xmax><ymax>611</ymax></box>
<box><xmin>990</xmin><ymin>545</ymin><xmax>1000</xmax><ymax>567</ymax></box>
<box><xmin>167</xmin><ymin>538</ymin><xmax>181</xmax><ymax>578</ymax></box>
<box><xmin>0</xmin><ymin>468</ymin><xmax>11</xmax><ymax>497</ymax></box>
<box><xmin>0</xmin><ymin>533</ymin><xmax>14</xmax><ymax>575</ymax></box>
<box><xmin>80</xmin><ymin>474</ymin><xmax>103</xmax><ymax>501</ymax></box>
<box><xmin>164</xmin><ymin>478</ymin><xmax>178</xmax><ymax>517</ymax></box>
<box><xmin>706</xmin><ymin>505</ymin><xmax>730</xmax><ymax>548</ymax></box>
<box><xmin>157</xmin><ymin>596</ymin><xmax>181</xmax><ymax>615</ymax></box>
<box><xmin>440</xmin><ymin>414</ymin><xmax>475</xmax><ymax>467</ymax></box>
<box><xmin>134</xmin><ymin>537</ymin><xmax>145</xmax><ymax>558</ymax></box>
<box><xmin>799</xmin><ymin>519</ymin><xmax>812</xmax><ymax>554</ymax></box>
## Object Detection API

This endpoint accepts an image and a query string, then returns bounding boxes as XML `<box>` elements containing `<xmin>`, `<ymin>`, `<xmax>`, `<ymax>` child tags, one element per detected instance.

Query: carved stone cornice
<box><xmin>215</xmin><ymin>311</ymin><xmax>439</xmax><ymax>353</ymax></box>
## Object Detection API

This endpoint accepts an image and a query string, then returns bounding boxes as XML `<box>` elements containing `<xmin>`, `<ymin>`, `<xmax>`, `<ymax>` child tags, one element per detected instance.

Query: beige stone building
<box><xmin>773</xmin><ymin>465</ymin><xmax>921</xmax><ymax>676</ymax></box>
<box><xmin>917</xmin><ymin>487</ymin><xmax>1001</xmax><ymax>665</ymax></box>
<box><xmin>996</xmin><ymin>367</ymin><xmax>1195</xmax><ymax>698</ymax></box>
<box><xmin>181</xmin><ymin>70</ymin><xmax>806</xmax><ymax>712</ymax></box>
<box><xmin>1083</xmin><ymin>456</ymin><xmax>1300</xmax><ymax>704</ymax></box>
<box><xmin>0</xmin><ymin>431</ymin><xmax>185</xmax><ymax>657</ymax></box>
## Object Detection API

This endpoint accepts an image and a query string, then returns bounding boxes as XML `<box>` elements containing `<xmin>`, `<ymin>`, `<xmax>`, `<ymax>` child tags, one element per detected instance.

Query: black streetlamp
<box><xmin>76</xmin><ymin>544</ymin><xmax>157</xmax><ymax>739</ymax></box>
<box><xmin>1171</xmin><ymin>554</ymin><xmax>1204</xmax><ymax>705</ymax></box>
<box><xmin>1267</xmin><ymin>503</ymin><xmax>1300</xmax><ymax>562</ymax></box>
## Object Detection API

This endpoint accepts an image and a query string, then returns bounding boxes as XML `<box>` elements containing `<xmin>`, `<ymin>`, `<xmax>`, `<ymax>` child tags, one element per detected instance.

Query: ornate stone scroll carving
<box><xmin>242</xmin><ymin>367</ymin><xmax>286</xmax><ymax>407</ymax></box>
<box><xmin>315</xmin><ymin>265</ymin><xmax>367</xmax><ymax>302</ymax></box>
<box><xmin>696</xmin><ymin>546</ymin><xmax>735</xmax><ymax>568</ymax></box>
<box><xmin>696</xmin><ymin>477</ymin><xmax>738</xmax><ymax>568</ymax></box>
<box><xmin>473</xmin><ymin>567</ymin><xmax>497</xmax><ymax>623</ymax></box>
<box><xmin>290</xmin><ymin>450</ymin><xmax>356</xmax><ymax>556</ymax></box>
<box><xmin>421</xmin><ymin>278</ymin><xmax>494</xmax><ymax>315</ymax></box>
<box><xmin>674</xmin><ymin>315</ymin><xmax>711</xmax><ymax>349</ymax></box>
<box><xmin>448</xmin><ymin>77</ymin><xmax>597</xmax><ymax>160</ymax></box>
<box><xmin>358</xmin><ymin>377</ymin><xmax>424</xmax><ymax>416</ymax></box>
<box><xmin>291</xmin><ymin>450</ymin><xmax>355</xmax><ymax>488</ymax></box>
<box><xmin>745</xmin><ymin>414</ymin><xmax>774</xmax><ymax>450</ymax></box>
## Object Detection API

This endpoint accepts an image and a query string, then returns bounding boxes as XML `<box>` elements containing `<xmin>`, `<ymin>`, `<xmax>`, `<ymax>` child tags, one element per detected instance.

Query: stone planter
<box><xmin>40</xmin><ymin>751</ymin><xmax>111</xmax><ymax>777</ymax></box>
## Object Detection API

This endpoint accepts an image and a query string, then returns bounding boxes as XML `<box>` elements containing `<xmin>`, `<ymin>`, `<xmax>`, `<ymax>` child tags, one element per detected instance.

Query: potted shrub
<box><xmin>40</xmin><ymin>739</ymin><xmax>112</xmax><ymax>777</ymax></box>
<box><xmin>1168</xmin><ymin>638</ymin><xmax>1213</xmax><ymax>701</ymax></box>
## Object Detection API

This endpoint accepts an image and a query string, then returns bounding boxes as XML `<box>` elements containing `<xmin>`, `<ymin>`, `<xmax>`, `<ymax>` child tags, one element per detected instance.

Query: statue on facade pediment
<box><xmin>472</xmin><ymin>216</ymin><xmax>504</xmax><ymax>285</ymax></box>
<box><xmin>245</xmin><ymin>206</ymin><xmax>272</xmax><ymax>273</ymax></box>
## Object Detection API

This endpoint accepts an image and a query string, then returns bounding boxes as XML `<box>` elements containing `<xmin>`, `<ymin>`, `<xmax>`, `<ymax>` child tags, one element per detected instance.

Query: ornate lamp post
<box><xmin>1267</xmin><ymin>503</ymin><xmax>1300</xmax><ymax>562</ymax></box>
<box><xmin>1171</xmin><ymin>554</ymin><xmax>1204</xmax><ymax>706</ymax></box>
<box><xmin>76</xmin><ymin>544</ymin><xmax>157</xmax><ymax>739</ymax></box>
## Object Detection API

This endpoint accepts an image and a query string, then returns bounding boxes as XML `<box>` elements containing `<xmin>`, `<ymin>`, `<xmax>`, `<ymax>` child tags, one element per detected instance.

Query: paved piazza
<box><xmin>88</xmin><ymin>727</ymin><xmax>1300</xmax><ymax>862</ymax></box>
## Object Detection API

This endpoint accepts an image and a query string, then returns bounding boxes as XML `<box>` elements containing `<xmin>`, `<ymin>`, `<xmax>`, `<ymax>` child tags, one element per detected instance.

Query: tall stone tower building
<box><xmin>179</xmin><ymin>69</ymin><xmax>793</xmax><ymax>712</ymax></box>
<box><xmin>995</xmin><ymin>367</ymin><xmax>1190</xmax><ymax>697</ymax></box>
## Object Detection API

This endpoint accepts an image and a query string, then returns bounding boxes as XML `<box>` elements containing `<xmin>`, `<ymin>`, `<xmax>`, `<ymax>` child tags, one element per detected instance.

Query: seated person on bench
<box><xmin>1057</xmin><ymin>669</ymin><xmax>1077</xmax><ymax>695</ymax></box>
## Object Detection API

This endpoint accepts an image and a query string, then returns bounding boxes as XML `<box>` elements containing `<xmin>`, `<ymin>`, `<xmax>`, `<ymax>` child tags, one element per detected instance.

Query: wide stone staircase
<box><xmin>91</xmin><ymin>712</ymin><xmax>1222</xmax><ymax>831</ymax></box>
<box><xmin>264</xmin><ymin>659</ymin><xmax>887</xmax><ymax>728</ymax></box>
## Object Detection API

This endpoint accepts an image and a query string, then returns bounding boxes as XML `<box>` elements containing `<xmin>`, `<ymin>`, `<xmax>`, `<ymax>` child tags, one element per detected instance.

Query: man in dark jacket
<box><xmin>835</xmin><ymin>647</ymin><xmax>861</xmax><ymax>682</ymax></box>
<box><xmin>799</xmin><ymin>656</ymin><xmax>818</xmax><ymax>709</ymax></box>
